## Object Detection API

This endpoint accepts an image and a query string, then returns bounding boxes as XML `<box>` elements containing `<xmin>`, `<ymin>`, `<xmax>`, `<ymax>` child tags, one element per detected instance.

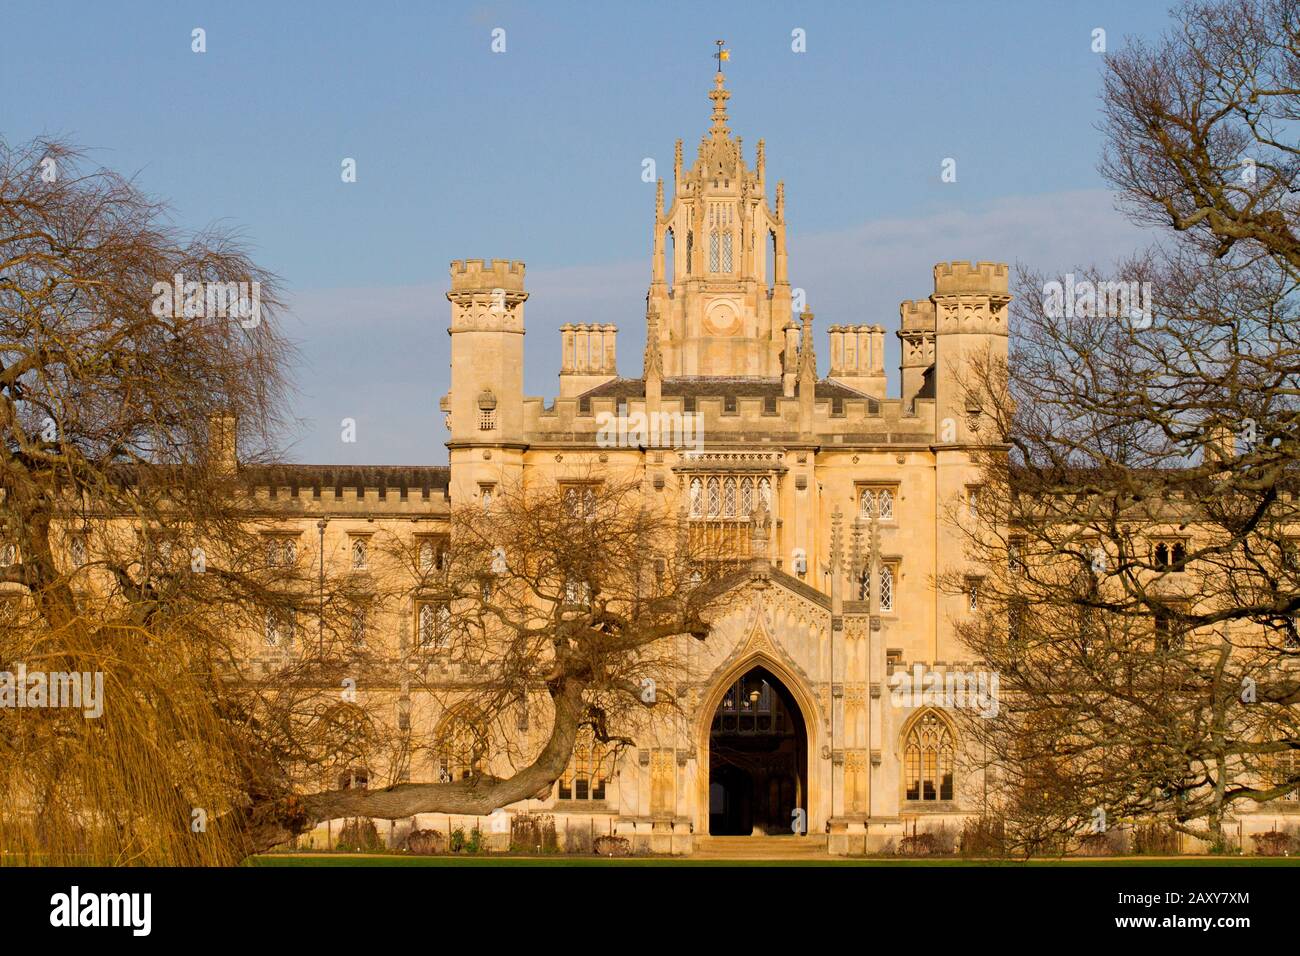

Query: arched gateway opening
<box><xmin>707</xmin><ymin>665</ymin><xmax>808</xmax><ymax>835</ymax></box>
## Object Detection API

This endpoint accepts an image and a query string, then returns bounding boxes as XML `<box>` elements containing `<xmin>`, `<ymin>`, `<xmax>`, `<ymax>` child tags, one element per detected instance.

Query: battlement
<box><xmin>932</xmin><ymin>261</ymin><xmax>1009</xmax><ymax>297</ymax></box>
<box><xmin>899</xmin><ymin>299</ymin><xmax>935</xmax><ymax>331</ymax></box>
<box><xmin>449</xmin><ymin>258</ymin><xmax>527</xmax><ymax>292</ymax></box>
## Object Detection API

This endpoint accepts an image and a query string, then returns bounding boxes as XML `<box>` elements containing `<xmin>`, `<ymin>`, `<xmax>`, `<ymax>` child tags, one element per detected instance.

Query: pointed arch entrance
<box><xmin>696</xmin><ymin>652</ymin><xmax>816</xmax><ymax>836</ymax></box>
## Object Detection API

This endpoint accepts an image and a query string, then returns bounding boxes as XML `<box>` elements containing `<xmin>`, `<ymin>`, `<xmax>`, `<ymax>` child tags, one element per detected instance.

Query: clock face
<box><xmin>703</xmin><ymin>299</ymin><xmax>742</xmax><ymax>336</ymax></box>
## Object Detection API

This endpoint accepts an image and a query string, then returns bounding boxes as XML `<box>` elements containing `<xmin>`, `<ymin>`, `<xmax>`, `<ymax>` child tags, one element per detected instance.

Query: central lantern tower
<box><xmin>646</xmin><ymin>67</ymin><xmax>793</xmax><ymax>377</ymax></box>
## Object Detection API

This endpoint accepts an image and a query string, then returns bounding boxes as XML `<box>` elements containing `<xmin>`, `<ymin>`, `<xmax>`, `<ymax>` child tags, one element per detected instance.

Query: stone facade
<box><xmin>263</xmin><ymin>70</ymin><xmax>1295</xmax><ymax>855</ymax></box>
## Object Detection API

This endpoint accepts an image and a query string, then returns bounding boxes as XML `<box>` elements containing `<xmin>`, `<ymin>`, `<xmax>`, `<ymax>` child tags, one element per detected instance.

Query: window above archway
<box><xmin>904</xmin><ymin>710</ymin><xmax>955</xmax><ymax>802</ymax></box>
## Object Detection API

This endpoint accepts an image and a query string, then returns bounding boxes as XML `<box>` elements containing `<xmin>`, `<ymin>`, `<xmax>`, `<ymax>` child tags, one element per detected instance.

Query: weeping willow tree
<box><xmin>0</xmin><ymin>138</ymin><xmax>393</xmax><ymax>864</ymax></box>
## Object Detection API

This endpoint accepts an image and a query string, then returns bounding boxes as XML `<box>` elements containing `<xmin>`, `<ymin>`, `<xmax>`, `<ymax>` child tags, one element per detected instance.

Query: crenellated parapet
<box><xmin>449</xmin><ymin>258</ymin><xmax>526</xmax><ymax>291</ymax></box>
<box><xmin>932</xmin><ymin>260</ymin><xmax>1009</xmax><ymax>297</ymax></box>
<box><xmin>447</xmin><ymin>259</ymin><xmax>528</xmax><ymax>333</ymax></box>
<box><xmin>931</xmin><ymin>261</ymin><xmax>1011</xmax><ymax>336</ymax></box>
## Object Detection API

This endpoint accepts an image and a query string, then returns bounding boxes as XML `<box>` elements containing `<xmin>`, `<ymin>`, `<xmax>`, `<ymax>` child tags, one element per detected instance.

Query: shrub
<box><xmin>958</xmin><ymin>815</ymin><xmax>1006</xmax><ymax>858</ymax></box>
<box><xmin>1131</xmin><ymin>821</ymin><xmax>1179</xmax><ymax>855</ymax></box>
<box><xmin>336</xmin><ymin>818</ymin><xmax>382</xmax><ymax>853</ymax></box>
<box><xmin>404</xmin><ymin>829</ymin><xmax>447</xmax><ymax>855</ymax></box>
<box><xmin>1076</xmin><ymin>832</ymin><xmax>1113</xmax><ymax>856</ymax></box>
<box><xmin>510</xmin><ymin>813</ymin><xmax>559</xmax><ymax>854</ymax></box>
<box><xmin>466</xmin><ymin>825</ymin><xmax>484</xmax><ymax>854</ymax></box>
<box><xmin>449</xmin><ymin>826</ymin><xmax>466</xmax><ymax>853</ymax></box>
<box><xmin>1252</xmin><ymin>830</ymin><xmax>1295</xmax><ymax>857</ymax></box>
<box><xmin>927</xmin><ymin>823</ymin><xmax>956</xmax><ymax>855</ymax></box>
<box><xmin>593</xmin><ymin>835</ymin><xmax>631</xmax><ymax>857</ymax></box>
<box><xmin>897</xmin><ymin>832</ymin><xmax>937</xmax><ymax>857</ymax></box>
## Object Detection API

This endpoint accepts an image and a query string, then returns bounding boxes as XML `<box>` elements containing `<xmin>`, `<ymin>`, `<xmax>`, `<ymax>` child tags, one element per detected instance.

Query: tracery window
<box><xmin>1008</xmin><ymin>536</ymin><xmax>1025</xmax><ymax>575</ymax></box>
<box><xmin>709</xmin><ymin>231</ymin><xmax>720</xmax><ymax>272</ymax></box>
<box><xmin>1273</xmin><ymin>750</ymin><xmax>1299</xmax><ymax>802</ymax></box>
<box><xmin>350</xmin><ymin>537</ymin><xmax>368</xmax><ymax>570</ymax></box>
<box><xmin>1154</xmin><ymin>539</ymin><xmax>1188</xmax><ymax>571</ymax></box>
<box><xmin>721</xmin><ymin>232</ymin><xmax>733</xmax><ymax>272</ymax></box>
<box><xmin>264</xmin><ymin>609</ymin><xmax>295</xmax><ymax>648</ymax></box>
<box><xmin>879</xmin><ymin>565</ymin><xmax>894</xmax><ymax>613</ymax></box>
<box><xmin>338</xmin><ymin>768</ymin><xmax>369</xmax><ymax>790</ymax></box>
<box><xmin>860</xmin><ymin>488</ymin><xmax>874</xmax><ymax>518</ymax></box>
<box><xmin>707</xmin><ymin>477</ymin><xmax>721</xmax><ymax>518</ymax></box>
<box><xmin>433</xmin><ymin>709</ymin><xmax>486</xmax><ymax>782</ymax></box>
<box><xmin>686</xmin><ymin>232</ymin><xmax>693</xmax><ymax>274</ymax></box>
<box><xmin>740</xmin><ymin>477</ymin><xmax>754</xmax><ymax>515</ymax></box>
<box><xmin>418</xmin><ymin>601</ymin><xmax>451</xmax><ymax>649</ymax></box>
<box><xmin>1154</xmin><ymin>606</ymin><xmax>1186</xmax><ymax>651</ymax></box>
<box><xmin>564</xmin><ymin>579</ymin><xmax>592</xmax><ymax>606</ymax></box>
<box><xmin>689</xmin><ymin>478</ymin><xmax>704</xmax><ymax>517</ymax></box>
<box><xmin>904</xmin><ymin>711</ymin><xmax>955</xmax><ymax>802</ymax></box>
<box><xmin>723</xmin><ymin>477</ymin><xmax>737</xmax><ymax>517</ymax></box>
<box><xmin>558</xmin><ymin>729</ymin><xmax>608</xmax><ymax>800</ymax></box>
<box><xmin>858</xmin><ymin>486</ymin><xmax>897</xmax><ymax>521</ymax></box>
<box><xmin>877</xmin><ymin>489</ymin><xmax>894</xmax><ymax>520</ymax></box>
<box><xmin>758</xmin><ymin>477</ymin><xmax>772</xmax><ymax>509</ymax></box>
<box><xmin>563</xmin><ymin>483</ymin><xmax>598</xmax><ymax>519</ymax></box>
<box><xmin>265</xmin><ymin>536</ymin><xmax>298</xmax><ymax>568</ymax></box>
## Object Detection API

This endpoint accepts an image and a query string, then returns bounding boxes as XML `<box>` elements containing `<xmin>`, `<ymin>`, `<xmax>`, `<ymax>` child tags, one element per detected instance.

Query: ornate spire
<box><xmin>708</xmin><ymin>72</ymin><xmax>731</xmax><ymax>138</ymax></box>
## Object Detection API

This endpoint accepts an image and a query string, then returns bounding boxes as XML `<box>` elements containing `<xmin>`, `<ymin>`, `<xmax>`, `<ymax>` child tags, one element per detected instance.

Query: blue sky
<box><xmin>2</xmin><ymin>0</ymin><xmax>1176</xmax><ymax>463</ymax></box>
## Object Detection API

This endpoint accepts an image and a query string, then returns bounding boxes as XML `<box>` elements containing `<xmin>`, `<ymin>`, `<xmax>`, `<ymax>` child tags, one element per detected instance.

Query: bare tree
<box><xmin>277</xmin><ymin>477</ymin><xmax>718</xmax><ymax>838</ymax></box>
<box><xmin>947</xmin><ymin>0</ymin><xmax>1300</xmax><ymax>855</ymax></box>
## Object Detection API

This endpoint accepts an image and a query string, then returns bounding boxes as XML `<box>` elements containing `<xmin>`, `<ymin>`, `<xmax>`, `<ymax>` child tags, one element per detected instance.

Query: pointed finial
<box><xmin>644</xmin><ymin>308</ymin><xmax>664</xmax><ymax>380</ymax></box>
<box><xmin>849</xmin><ymin>516</ymin><xmax>864</xmax><ymax>589</ymax></box>
<box><xmin>708</xmin><ymin>72</ymin><xmax>731</xmax><ymax>137</ymax></box>
<box><xmin>798</xmin><ymin>310</ymin><xmax>816</xmax><ymax>382</ymax></box>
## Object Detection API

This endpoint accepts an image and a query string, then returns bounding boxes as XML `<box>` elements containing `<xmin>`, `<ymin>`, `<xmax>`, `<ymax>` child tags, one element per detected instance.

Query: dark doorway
<box><xmin>708</xmin><ymin>666</ymin><xmax>807</xmax><ymax>835</ymax></box>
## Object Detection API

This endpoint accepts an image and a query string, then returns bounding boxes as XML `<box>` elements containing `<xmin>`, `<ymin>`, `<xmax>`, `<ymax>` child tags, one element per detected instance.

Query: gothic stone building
<box><xmin>260</xmin><ymin>72</ymin><xmax>1290</xmax><ymax>854</ymax></box>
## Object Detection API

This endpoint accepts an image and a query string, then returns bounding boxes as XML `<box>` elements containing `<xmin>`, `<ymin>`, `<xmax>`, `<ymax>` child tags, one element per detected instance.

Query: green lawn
<box><xmin>247</xmin><ymin>853</ymin><xmax>1300</xmax><ymax>867</ymax></box>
